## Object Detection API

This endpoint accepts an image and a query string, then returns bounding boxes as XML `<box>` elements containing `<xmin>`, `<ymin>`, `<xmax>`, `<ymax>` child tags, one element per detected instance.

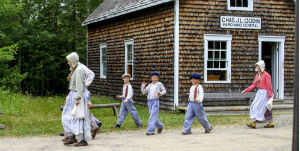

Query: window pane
<box><xmin>102</xmin><ymin>48</ymin><xmax>106</xmax><ymax>55</ymax></box>
<box><xmin>220</xmin><ymin>61</ymin><xmax>226</xmax><ymax>68</ymax></box>
<box><xmin>214</xmin><ymin>61</ymin><xmax>220</xmax><ymax>68</ymax></box>
<box><xmin>207</xmin><ymin>70</ymin><xmax>227</xmax><ymax>81</ymax></box>
<box><xmin>103</xmin><ymin>62</ymin><xmax>107</xmax><ymax>76</ymax></box>
<box><xmin>102</xmin><ymin>48</ymin><xmax>107</xmax><ymax>61</ymax></box>
<box><xmin>215</xmin><ymin>41</ymin><xmax>220</xmax><ymax>49</ymax></box>
<box><xmin>230</xmin><ymin>0</ymin><xmax>236</xmax><ymax>7</ymax></box>
<box><xmin>208</xmin><ymin>41</ymin><xmax>214</xmax><ymax>49</ymax></box>
<box><xmin>208</xmin><ymin>51</ymin><xmax>213</xmax><ymax>59</ymax></box>
<box><xmin>101</xmin><ymin>47</ymin><xmax>107</xmax><ymax>77</ymax></box>
<box><xmin>127</xmin><ymin>45</ymin><xmax>132</xmax><ymax>53</ymax></box>
<box><xmin>221</xmin><ymin>42</ymin><xmax>226</xmax><ymax>49</ymax></box>
<box><xmin>127</xmin><ymin>45</ymin><xmax>132</xmax><ymax>60</ymax></box>
<box><xmin>243</xmin><ymin>0</ymin><xmax>248</xmax><ymax>7</ymax></box>
<box><xmin>215</xmin><ymin>51</ymin><xmax>220</xmax><ymax>59</ymax></box>
<box><xmin>221</xmin><ymin>51</ymin><xmax>226</xmax><ymax>59</ymax></box>
<box><xmin>102</xmin><ymin>53</ymin><xmax>106</xmax><ymax>61</ymax></box>
<box><xmin>237</xmin><ymin>0</ymin><xmax>242</xmax><ymax>7</ymax></box>
<box><xmin>207</xmin><ymin>61</ymin><xmax>213</xmax><ymax>68</ymax></box>
<box><xmin>128</xmin><ymin>52</ymin><xmax>132</xmax><ymax>61</ymax></box>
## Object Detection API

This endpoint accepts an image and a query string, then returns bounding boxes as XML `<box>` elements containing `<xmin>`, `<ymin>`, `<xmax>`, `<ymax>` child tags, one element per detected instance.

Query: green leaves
<box><xmin>0</xmin><ymin>0</ymin><xmax>103</xmax><ymax>95</ymax></box>
<box><xmin>0</xmin><ymin>44</ymin><xmax>18</xmax><ymax>62</ymax></box>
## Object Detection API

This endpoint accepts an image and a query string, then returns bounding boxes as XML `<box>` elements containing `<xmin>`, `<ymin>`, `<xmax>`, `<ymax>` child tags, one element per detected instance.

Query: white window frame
<box><xmin>124</xmin><ymin>40</ymin><xmax>134</xmax><ymax>80</ymax></box>
<box><xmin>99</xmin><ymin>43</ymin><xmax>107</xmax><ymax>79</ymax></box>
<box><xmin>227</xmin><ymin>0</ymin><xmax>253</xmax><ymax>11</ymax></box>
<box><xmin>204</xmin><ymin>34</ymin><xmax>232</xmax><ymax>83</ymax></box>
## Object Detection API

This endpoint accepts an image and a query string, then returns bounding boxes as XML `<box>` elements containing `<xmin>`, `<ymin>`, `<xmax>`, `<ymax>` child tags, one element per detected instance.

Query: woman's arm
<box><xmin>75</xmin><ymin>68</ymin><xmax>86</xmax><ymax>103</ymax></box>
<box><xmin>265</xmin><ymin>73</ymin><xmax>274</xmax><ymax>98</ymax></box>
<box><xmin>84</xmin><ymin>67</ymin><xmax>95</xmax><ymax>87</ymax></box>
<box><xmin>244</xmin><ymin>75</ymin><xmax>257</xmax><ymax>93</ymax></box>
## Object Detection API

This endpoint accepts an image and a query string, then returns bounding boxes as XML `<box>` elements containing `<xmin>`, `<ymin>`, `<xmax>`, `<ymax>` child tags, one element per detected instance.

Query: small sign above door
<box><xmin>220</xmin><ymin>16</ymin><xmax>261</xmax><ymax>29</ymax></box>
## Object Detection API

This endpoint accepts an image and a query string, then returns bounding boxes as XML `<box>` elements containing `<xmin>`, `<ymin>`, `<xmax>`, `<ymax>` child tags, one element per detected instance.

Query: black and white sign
<box><xmin>220</xmin><ymin>16</ymin><xmax>261</xmax><ymax>29</ymax></box>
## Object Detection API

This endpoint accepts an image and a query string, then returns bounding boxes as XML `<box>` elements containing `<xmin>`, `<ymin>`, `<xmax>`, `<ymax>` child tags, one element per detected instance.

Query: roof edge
<box><xmin>82</xmin><ymin>0</ymin><xmax>174</xmax><ymax>26</ymax></box>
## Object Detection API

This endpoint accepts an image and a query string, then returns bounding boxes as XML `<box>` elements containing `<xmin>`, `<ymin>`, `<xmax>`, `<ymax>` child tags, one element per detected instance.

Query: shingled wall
<box><xmin>87</xmin><ymin>2</ymin><xmax>175</xmax><ymax>109</ymax></box>
<box><xmin>178</xmin><ymin>0</ymin><xmax>295</xmax><ymax>106</ymax></box>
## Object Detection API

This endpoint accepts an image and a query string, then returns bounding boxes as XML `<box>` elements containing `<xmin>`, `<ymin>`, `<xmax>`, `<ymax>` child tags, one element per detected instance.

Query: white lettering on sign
<box><xmin>220</xmin><ymin>16</ymin><xmax>261</xmax><ymax>29</ymax></box>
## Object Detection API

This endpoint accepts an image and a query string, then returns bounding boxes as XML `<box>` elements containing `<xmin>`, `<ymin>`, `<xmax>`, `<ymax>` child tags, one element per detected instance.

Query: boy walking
<box><xmin>182</xmin><ymin>73</ymin><xmax>213</xmax><ymax>135</ymax></box>
<box><xmin>141</xmin><ymin>71</ymin><xmax>166</xmax><ymax>135</ymax></box>
<box><xmin>113</xmin><ymin>74</ymin><xmax>143</xmax><ymax>128</ymax></box>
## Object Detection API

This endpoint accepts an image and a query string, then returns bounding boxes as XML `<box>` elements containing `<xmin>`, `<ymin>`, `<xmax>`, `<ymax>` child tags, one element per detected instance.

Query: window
<box><xmin>228</xmin><ymin>0</ymin><xmax>253</xmax><ymax>11</ymax></box>
<box><xmin>204</xmin><ymin>34</ymin><xmax>232</xmax><ymax>83</ymax></box>
<box><xmin>125</xmin><ymin>40</ymin><xmax>134</xmax><ymax>79</ymax></box>
<box><xmin>99</xmin><ymin>44</ymin><xmax>107</xmax><ymax>79</ymax></box>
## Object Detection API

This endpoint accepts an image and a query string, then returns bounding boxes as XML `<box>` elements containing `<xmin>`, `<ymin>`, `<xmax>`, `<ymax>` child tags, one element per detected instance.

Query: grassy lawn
<box><xmin>0</xmin><ymin>90</ymin><xmax>251</xmax><ymax>137</ymax></box>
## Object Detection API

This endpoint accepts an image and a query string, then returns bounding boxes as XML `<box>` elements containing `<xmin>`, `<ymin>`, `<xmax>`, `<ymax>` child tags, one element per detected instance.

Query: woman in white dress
<box><xmin>62</xmin><ymin>52</ymin><xmax>91</xmax><ymax>146</ymax></box>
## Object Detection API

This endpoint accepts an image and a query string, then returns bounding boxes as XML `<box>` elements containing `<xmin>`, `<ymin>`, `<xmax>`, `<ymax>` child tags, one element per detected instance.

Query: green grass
<box><xmin>0</xmin><ymin>90</ymin><xmax>250</xmax><ymax>137</ymax></box>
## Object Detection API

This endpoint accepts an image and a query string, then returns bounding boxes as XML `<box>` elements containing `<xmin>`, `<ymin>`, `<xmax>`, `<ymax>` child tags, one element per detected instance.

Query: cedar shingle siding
<box><xmin>85</xmin><ymin>0</ymin><xmax>295</xmax><ymax>109</ymax></box>
<box><xmin>177</xmin><ymin>0</ymin><xmax>295</xmax><ymax>107</ymax></box>
<box><xmin>87</xmin><ymin>2</ymin><xmax>175</xmax><ymax>109</ymax></box>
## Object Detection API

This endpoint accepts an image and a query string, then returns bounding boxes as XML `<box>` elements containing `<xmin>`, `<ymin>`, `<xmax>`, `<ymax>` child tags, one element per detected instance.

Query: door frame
<box><xmin>258</xmin><ymin>36</ymin><xmax>285</xmax><ymax>100</ymax></box>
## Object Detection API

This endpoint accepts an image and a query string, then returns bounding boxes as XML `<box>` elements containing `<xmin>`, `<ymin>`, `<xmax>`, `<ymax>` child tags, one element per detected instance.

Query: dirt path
<box><xmin>0</xmin><ymin>113</ymin><xmax>293</xmax><ymax>151</ymax></box>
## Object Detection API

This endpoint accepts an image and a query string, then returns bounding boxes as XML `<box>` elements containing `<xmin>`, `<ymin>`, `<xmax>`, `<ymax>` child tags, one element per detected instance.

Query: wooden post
<box><xmin>113</xmin><ymin>106</ymin><xmax>119</xmax><ymax>118</ymax></box>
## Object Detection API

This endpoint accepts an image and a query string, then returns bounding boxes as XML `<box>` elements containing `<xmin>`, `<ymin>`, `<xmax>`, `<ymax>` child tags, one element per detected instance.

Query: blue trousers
<box><xmin>147</xmin><ymin>99</ymin><xmax>164</xmax><ymax>133</ymax></box>
<box><xmin>183</xmin><ymin>102</ymin><xmax>210</xmax><ymax>133</ymax></box>
<box><xmin>116</xmin><ymin>98</ymin><xmax>142</xmax><ymax>126</ymax></box>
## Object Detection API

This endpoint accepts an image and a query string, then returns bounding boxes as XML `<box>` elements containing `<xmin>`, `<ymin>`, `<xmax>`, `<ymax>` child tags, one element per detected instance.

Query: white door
<box><xmin>271</xmin><ymin>43</ymin><xmax>279</xmax><ymax>98</ymax></box>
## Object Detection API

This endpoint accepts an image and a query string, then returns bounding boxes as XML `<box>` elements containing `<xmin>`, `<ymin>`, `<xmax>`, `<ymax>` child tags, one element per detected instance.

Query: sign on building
<box><xmin>220</xmin><ymin>16</ymin><xmax>261</xmax><ymax>29</ymax></box>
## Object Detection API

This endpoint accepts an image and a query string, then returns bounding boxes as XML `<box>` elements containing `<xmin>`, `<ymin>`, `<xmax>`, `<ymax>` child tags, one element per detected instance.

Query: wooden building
<box><xmin>82</xmin><ymin>0</ymin><xmax>296</xmax><ymax>110</ymax></box>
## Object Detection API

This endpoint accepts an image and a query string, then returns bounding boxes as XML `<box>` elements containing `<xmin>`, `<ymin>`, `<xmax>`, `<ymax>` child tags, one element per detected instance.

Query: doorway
<box><xmin>258</xmin><ymin>36</ymin><xmax>285</xmax><ymax>100</ymax></box>
<box><xmin>262</xmin><ymin>42</ymin><xmax>279</xmax><ymax>98</ymax></box>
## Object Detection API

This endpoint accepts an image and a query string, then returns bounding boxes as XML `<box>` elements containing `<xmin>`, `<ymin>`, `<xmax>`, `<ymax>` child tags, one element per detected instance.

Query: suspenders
<box><xmin>124</xmin><ymin>85</ymin><xmax>129</xmax><ymax>98</ymax></box>
<box><xmin>194</xmin><ymin>84</ymin><xmax>199</xmax><ymax>102</ymax></box>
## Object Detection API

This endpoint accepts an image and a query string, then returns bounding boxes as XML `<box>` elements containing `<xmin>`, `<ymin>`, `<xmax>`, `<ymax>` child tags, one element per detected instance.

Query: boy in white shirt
<box><xmin>182</xmin><ymin>73</ymin><xmax>213</xmax><ymax>135</ymax></box>
<box><xmin>141</xmin><ymin>71</ymin><xmax>166</xmax><ymax>135</ymax></box>
<box><xmin>114</xmin><ymin>74</ymin><xmax>143</xmax><ymax>128</ymax></box>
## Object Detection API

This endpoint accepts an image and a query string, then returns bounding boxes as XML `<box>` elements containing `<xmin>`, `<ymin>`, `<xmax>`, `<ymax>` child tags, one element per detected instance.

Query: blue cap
<box><xmin>150</xmin><ymin>71</ymin><xmax>160</xmax><ymax>78</ymax></box>
<box><xmin>190</xmin><ymin>73</ymin><xmax>201</xmax><ymax>80</ymax></box>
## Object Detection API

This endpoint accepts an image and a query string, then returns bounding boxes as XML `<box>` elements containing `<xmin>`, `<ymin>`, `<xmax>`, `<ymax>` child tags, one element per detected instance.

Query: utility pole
<box><xmin>292</xmin><ymin>0</ymin><xmax>299</xmax><ymax>150</ymax></box>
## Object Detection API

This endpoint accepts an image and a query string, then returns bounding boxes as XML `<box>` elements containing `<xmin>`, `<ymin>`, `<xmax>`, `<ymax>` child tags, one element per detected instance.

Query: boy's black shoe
<box><xmin>157</xmin><ymin>128</ymin><xmax>163</xmax><ymax>134</ymax></box>
<box><xmin>112</xmin><ymin>124</ymin><xmax>121</xmax><ymax>128</ymax></box>
<box><xmin>205</xmin><ymin>126</ymin><xmax>213</xmax><ymax>133</ymax></box>
<box><xmin>146</xmin><ymin>132</ymin><xmax>154</xmax><ymax>135</ymax></box>
<box><xmin>97</xmin><ymin>122</ymin><xmax>102</xmax><ymax>128</ymax></box>
<box><xmin>182</xmin><ymin>132</ymin><xmax>192</xmax><ymax>135</ymax></box>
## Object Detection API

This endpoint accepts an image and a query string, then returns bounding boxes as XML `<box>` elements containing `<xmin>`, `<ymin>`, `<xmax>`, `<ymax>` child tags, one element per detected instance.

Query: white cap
<box><xmin>122</xmin><ymin>74</ymin><xmax>131</xmax><ymax>79</ymax></box>
<box><xmin>66</xmin><ymin>52</ymin><xmax>79</xmax><ymax>68</ymax></box>
<box><xmin>255</xmin><ymin>60</ymin><xmax>265</xmax><ymax>72</ymax></box>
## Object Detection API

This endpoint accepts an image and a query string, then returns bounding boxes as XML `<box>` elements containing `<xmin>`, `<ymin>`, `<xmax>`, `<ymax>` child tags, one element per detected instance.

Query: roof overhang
<box><xmin>82</xmin><ymin>0</ymin><xmax>173</xmax><ymax>26</ymax></box>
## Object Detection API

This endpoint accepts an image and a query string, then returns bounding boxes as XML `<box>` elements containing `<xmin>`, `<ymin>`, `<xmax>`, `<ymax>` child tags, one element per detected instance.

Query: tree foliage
<box><xmin>0</xmin><ymin>0</ymin><xmax>103</xmax><ymax>95</ymax></box>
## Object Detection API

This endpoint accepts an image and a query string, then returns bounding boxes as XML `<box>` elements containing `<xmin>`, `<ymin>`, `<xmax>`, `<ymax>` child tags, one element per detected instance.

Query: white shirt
<box><xmin>141</xmin><ymin>82</ymin><xmax>167</xmax><ymax>100</ymax></box>
<box><xmin>122</xmin><ymin>83</ymin><xmax>133</xmax><ymax>101</ymax></box>
<box><xmin>80</xmin><ymin>63</ymin><xmax>95</xmax><ymax>87</ymax></box>
<box><xmin>189</xmin><ymin>84</ymin><xmax>204</xmax><ymax>103</ymax></box>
